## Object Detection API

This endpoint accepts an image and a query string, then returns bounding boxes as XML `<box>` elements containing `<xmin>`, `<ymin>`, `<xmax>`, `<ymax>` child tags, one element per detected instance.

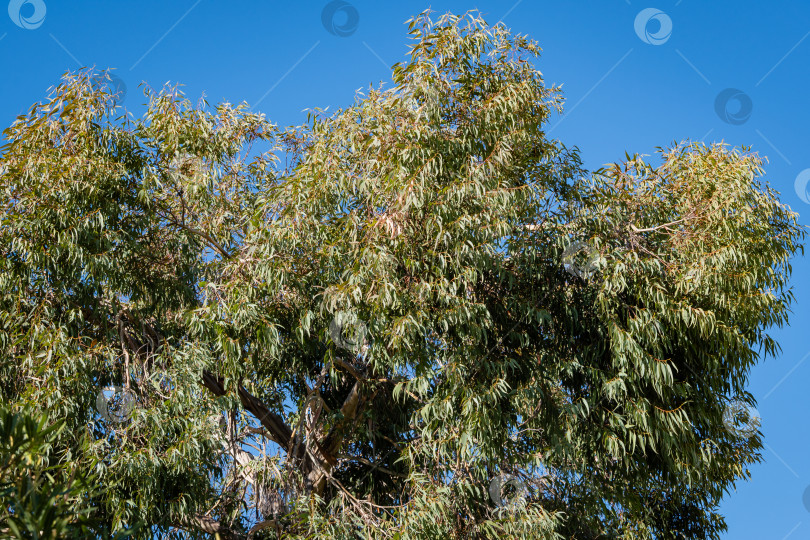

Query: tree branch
<box><xmin>162</xmin><ymin>211</ymin><xmax>233</xmax><ymax>259</ymax></box>
<box><xmin>630</xmin><ymin>218</ymin><xmax>687</xmax><ymax>233</ymax></box>
<box><xmin>201</xmin><ymin>370</ymin><xmax>292</xmax><ymax>448</ymax></box>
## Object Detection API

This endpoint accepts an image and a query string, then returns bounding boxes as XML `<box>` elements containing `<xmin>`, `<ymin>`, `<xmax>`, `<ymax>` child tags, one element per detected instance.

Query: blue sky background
<box><xmin>2</xmin><ymin>1</ymin><xmax>809</xmax><ymax>537</ymax></box>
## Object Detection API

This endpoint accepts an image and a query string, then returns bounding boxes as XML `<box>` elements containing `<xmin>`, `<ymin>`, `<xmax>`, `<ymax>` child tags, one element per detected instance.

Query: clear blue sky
<box><xmin>2</xmin><ymin>1</ymin><xmax>809</xmax><ymax>537</ymax></box>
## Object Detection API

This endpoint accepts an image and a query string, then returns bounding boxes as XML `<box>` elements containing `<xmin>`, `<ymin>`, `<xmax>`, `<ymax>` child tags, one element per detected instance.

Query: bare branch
<box><xmin>630</xmin><ymin>218</ymin><xmax>687</xmax><ymax>234</ymax></box>
<box><xmin>201</xmin><ymin>370</ymin><xmax>292</xmax><ymax>448</ymax></box>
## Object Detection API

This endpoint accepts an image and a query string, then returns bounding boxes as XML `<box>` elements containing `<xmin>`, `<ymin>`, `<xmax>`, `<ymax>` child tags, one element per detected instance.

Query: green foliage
<box><xmin>0</xmin><ymin>10</ymin><xmax>804</xmax><ymax>540</ymax></box>
<box><xmin>0</xmin><ymin>405</ymin><xmax>139</xmax><ymax>538</ymax></box>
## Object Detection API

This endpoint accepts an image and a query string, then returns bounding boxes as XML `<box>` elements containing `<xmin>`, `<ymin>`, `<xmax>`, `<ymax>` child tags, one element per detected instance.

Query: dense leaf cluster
<box><xmin>0</xmin><ymin>10</ymin><xmax>804</xmax><ymax>539</ymax></box>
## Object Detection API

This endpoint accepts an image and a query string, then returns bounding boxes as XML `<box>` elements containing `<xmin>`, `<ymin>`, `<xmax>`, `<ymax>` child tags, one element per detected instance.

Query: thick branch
<box><xmin>201</xmin><ymin>370</ymin><xmax>292</xmax><ymax>448</ymax></box>
<box><xmin>334</xmin><ymin>357</ymin><xmax>365</xmax><ymax>381</ymax></box>
<box><xmin>304</xmin><ymin>380</ymin><xmax>365</xmax><ymax>493</ymax></box>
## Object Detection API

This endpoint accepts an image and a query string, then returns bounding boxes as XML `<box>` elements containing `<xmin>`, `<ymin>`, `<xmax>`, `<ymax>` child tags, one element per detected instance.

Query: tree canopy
<box><xmin>0</xmin><ymin>10</ymin><xmax>804</xmax><ymax>540</ymax></box>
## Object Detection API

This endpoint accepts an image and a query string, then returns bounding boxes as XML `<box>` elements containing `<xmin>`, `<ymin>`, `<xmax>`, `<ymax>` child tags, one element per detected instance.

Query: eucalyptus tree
<box><xmin>0</xmin><ymin>10</ymin><xmax>803</xmax><ymax>540</ymax></box>
<box><xmin>0</xmin><ymin>405</ymin><xmax>139</xmax><ymax>538</ymax></box>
